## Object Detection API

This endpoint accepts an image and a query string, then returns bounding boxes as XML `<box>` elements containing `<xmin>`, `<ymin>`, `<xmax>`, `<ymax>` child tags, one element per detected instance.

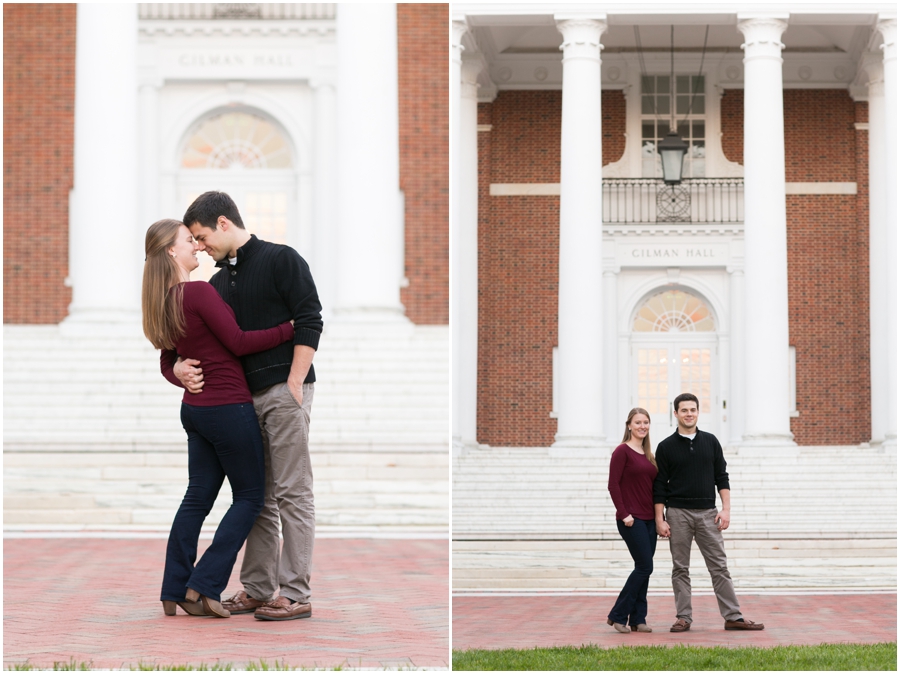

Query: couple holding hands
<box><xmin>607</xmin><ymin>394</ymin><xmax>765</xmax><ymax>634</ymax></box>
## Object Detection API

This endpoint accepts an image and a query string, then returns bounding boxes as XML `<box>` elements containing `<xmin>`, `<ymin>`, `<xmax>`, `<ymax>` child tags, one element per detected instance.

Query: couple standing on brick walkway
<box><xmin>143</xmin><ymin>190</ymin><xmax>320</xmax><ymax>622</ymax></box>
<box><xmin>607</xmin><ymin>393</ymin><xmax>765</xmax><ymax>634</ymax></box>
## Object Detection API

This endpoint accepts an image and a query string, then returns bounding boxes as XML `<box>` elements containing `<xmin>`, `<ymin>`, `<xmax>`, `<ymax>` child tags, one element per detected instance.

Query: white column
<box><xmin>877</xmin><ymin>17</ymin><xmax>897</xmax><ymax>448</ymax></box>
<box><xmin>861</xmin><ymin>55</ymin><xmax>887</xmax><ymax>445</ymax></box>
<box><xmin>603</xmin><ymin>269</ymin><xmax>619</xmax><ymax>444</ymax></box>
<box><xmin>552</xmin><ymin>16</ymin><xmax>607</xmax><ymax>448</ymax></box>
<box><xmin>451</xmin><ymin>19</ymin><xmax>468</xmax><ymax>451</ymax></box>
<box><xmin>63</xmin><ymin>4</ymin><xmax>140</xmax><ymax>334</ymax></box>
<box><xmin>333</xmin><ymin>3</ymin><xmax>407</xmax><ymax>321</ymax></box>
<box><xmin>312</xmin><ymin>79</ymin><xmax>338</xmax><ymax>318</ymax></box>
<box><xmin>728</xmin><ymin>267</ymin><xmax>745</xmax><ymax>444</ymax></box>
<box><xmin>138</xmin><ymin>81</ymin><xmax>161</xmax><ymax>228</ymax></box>
<box><xmin>737</xmin><ymin>15</ymin><xmax>795</xmax><ymax>446</ymax></box>
<box><xmin>456</xmin><ymin>55</ymin><xmax>482</xmax><ymax>450</ymax></box>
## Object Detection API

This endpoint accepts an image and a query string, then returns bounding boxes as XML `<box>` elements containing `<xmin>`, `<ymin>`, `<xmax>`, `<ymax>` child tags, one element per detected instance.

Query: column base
<box><xmin>452</xmin><ymin>437</ymin><xmax>483</xmax><ymax>458</ymax></box>
<box><xmin>881</xmin><ymin>435</ymin><xmax>897</xmax><ymax>450</ymax></box>
<box><xmin>59</xmin><ymin>310</ymin><xmax>143</xmax><ymax>338</ymax></box>
<box><xmin>740</xmin><ymin>433</ymin><xmax>797</xmax><ymax>448</ymax></box>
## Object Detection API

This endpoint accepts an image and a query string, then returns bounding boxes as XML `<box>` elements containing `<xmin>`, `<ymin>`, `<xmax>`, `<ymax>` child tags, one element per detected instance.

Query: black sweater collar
<box><xmin>216</xmin><ymin>234</ymin><xmax>261</xmax><ymax>268</ymax></box>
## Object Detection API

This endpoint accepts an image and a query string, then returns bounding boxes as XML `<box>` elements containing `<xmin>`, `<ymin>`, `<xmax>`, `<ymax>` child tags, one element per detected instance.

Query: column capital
<box><xmin>555</xmin><ymin>17</ymin><xmax>607</xmax><ymax>60</ymax></box>
<box><xmin>737</xmin><ymin>15</ymin><xmax>788</xmax><ymax>62</ymax></box>
<box><xmin>877</xmin><ymin>17</ymin><xmax>897</xmax><ymax>60</ymax></box>
<box><xmin>461</xmin><ymin>56</ymin><xmax>482</xmax><ymax>101</ymax></box>
<box><xmin>452</xmin><ymin>19</ymin><xmax>469</xmax><ymax>61</ymax></box>
<box><xmin>861</xmin><ymin>51</ymin><xmax>885</xmax><ymax>94</ymax></box>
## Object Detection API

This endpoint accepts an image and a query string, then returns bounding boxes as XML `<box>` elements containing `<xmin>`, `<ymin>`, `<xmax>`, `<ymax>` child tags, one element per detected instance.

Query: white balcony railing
<box><xmin>603</xmin><ymin>178</ymin><xmax>744</xmax><ymax>224</ymax></box>
<box><xmin>138</xmin><ymin>4</ymin><xmax>335</xmax><ymax>20</ymax></box>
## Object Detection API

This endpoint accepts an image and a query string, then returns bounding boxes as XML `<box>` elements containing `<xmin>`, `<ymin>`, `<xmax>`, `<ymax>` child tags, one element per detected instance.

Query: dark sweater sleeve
<box><xmin>192</xmin><ymin>282</ymin><xmax>294</xmax><ymax>356</ymax></box>
<box><xmin>273</xmin><ymin>247</ymin><xmax>323</xmax><ymax>350</ymax></box>
<box><xmin>159</xmin><ymin>349</ymin><xmax>185</xmax><ymax>389</ymax></box>
<box><xmin>607</xmin><ymin>446</ymin><xmax>629</xmax><ymax>521</ymax></box>
<box><xmin>653</xmin><ymin>444</ymin><xmax>670</xmax><ymax>505</ymax></box>
<box><xmin>712</xmin><ymin>436</ymin><xmax>731</xmax><ymax>492</ymax></box>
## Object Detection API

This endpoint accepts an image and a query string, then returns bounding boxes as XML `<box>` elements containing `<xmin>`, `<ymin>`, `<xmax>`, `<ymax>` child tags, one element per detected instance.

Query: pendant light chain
<box><xmin>682</xmin><ymin>25</ymin><xmax>710</xmax><ymax>123</ymax></box>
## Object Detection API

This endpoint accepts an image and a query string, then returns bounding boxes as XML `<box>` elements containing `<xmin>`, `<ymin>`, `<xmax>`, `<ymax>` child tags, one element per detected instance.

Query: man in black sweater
<box><xmin>173</xmin><ymin>191</ymin><xmax>322</xmax><ymax>622</ymax></box>
<box><xmin>653</xmin><ymin>393</ymin><xmax>764</xmax><ymax>632</ymax></box>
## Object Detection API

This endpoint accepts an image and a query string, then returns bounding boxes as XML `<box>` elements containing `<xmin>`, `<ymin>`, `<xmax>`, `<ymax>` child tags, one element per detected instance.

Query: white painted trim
<box><xmin>490</xmin><ymin>183</ymin><xmax>560</xmax><ymax>195</ymax></box>
<box><xmin>491</xmin><ymin>182</ymin><xmax>858</xmax><ymax>196</ymax></box>
<box><xmin>785</xmin><ymin>182</ymin><xmax>857</xmax><ymax>195</ymax></box>
<box><xmin>477</xmin><ymin>124</ymin><xmax>493</xmax><ymax>132</ymax></box>
<box><xmin>855</xmin><ymin>122</ymin><xmax>870</xmax><ymax>130</ymax></box>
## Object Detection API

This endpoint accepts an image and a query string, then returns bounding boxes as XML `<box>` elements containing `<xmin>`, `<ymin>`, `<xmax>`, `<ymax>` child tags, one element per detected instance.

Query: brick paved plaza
<box><xmin>4</xmin><ymin>537</ymin><xmax>449</xmax><ymax>670</ymax></box>
<box><xmin>452</xmin><ymin>592</ymin><xmax>897</xmax><ymax>652</ymax></box>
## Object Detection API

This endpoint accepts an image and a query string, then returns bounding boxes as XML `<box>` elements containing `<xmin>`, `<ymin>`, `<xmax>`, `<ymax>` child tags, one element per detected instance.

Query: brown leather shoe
<box><xmin>670</xmin><ymin>618</ymin><xmax>691</xmax><ymax>632</ymax></box>
<box><xmin>222</xmin><ymin>590</ymin><xmax>266</xmax><ymax>615</ymax></box>
<box><xmin>725</xmin><ymin>618</ymin><xmax>765</xmax><ymax>631</ymax></box>
<box><xmin>254</xmin><ymin>595</ymin><xmax>312</xmax><ymax>621</ymax></box>
<box><xmin>630</xmin><ymin>624</ymin><xmax>652</xmax><ymax>633</ymax></box>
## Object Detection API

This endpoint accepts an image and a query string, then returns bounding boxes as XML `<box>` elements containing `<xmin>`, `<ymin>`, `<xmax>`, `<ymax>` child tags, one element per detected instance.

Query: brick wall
<box><xmin>3</xmin><ymin>4</ymin><xmax>75</xmax><ymax>323</ymax></box>
<box><xmin>398</xmin><ymin>3</ymin><xmax>449</xmax><ymax>325</ymax></box>
<box><xmin>785</xmin><ymin>91</ymin><xmax>869</xmax><ymax>444</ymax></box>
<box><xmin>720</xmin><ymin>89</ymin><xmax>743</xmax><ymax>164</ymax></box>
<box><xmin>784</xmin><ymin>89</ymin><xmax>858</xmax><ymax>181</ymax></box>
<box><xmin>476</xmin><ymin>90</ymin><xmax>625</xmax><ymax>446</ymax></box>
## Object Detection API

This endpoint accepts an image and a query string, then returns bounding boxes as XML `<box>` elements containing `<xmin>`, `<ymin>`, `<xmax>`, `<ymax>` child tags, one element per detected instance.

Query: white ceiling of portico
<box><xmin>456</xmin><ymin>4</ymin><xmax>895</xmax><ymax>99</ymax></box>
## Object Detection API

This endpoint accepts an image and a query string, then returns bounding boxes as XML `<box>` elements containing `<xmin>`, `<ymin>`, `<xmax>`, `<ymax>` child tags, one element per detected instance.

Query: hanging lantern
<box><xmin>658</xmin><ymin>131</ymin><xmax>689</xmax><ymax>185</ymax></box>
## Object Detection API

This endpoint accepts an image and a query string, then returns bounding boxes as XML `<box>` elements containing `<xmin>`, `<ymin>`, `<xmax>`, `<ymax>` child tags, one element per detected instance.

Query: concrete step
<box><xmin>3</xmin><ymin>450</ymin><xmax>449</xmax><ymax>529</ymax></box>
<box><xmin>4</xmin><ymin>323</ymin><xmax>450</xmax><ymax>453</ymax></box>
<box><xmin>452</xmin><ymin>445</ymin><xmax>897</xmax><ymax>539</ymax></box>
<box><xmin>451</xmin><ymin>538</ymin><xmax>897</xmax><ymax>592</ymax></box>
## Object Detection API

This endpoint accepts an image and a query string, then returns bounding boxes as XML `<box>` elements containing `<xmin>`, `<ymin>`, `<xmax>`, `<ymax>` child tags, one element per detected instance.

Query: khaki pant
<box><xmin>241</xmin><ymin>382</ymin><xmax>315</xmax><ymax>603</ymax></box>
<box><xmin>667</xmin><ymin>507</ymin><xmax>742</xmax><ymax>623</ymax></box>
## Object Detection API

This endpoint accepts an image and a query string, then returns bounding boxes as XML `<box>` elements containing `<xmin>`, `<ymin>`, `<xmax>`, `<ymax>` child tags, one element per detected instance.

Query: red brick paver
<box><xmin>4</xmin><ymin>537</ymin><xmax>449</xmax><ymax>669</ymax></box>
<box><xmin>452</xmin><ymin>593</ymin><xmax>897</xmax><ymax>651</ymax></box>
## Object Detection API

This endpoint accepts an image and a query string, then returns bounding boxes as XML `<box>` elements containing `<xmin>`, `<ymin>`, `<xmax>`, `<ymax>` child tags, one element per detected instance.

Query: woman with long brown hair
<box><xmin>606</xmin><ymin>407</ymin><xmax>658</xmax><ymax>634</ymax></box>
<box><xmin>143</xmin><ymin>219</ymin><xmax>294</xmax><ymax>618</ymax></box>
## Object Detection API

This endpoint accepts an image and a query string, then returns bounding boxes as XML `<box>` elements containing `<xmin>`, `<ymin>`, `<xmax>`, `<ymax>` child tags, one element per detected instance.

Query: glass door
<box><xmin>634</xmin><ymin>342</ymin><xmax>716</xmax><ymax>449</ymax></box>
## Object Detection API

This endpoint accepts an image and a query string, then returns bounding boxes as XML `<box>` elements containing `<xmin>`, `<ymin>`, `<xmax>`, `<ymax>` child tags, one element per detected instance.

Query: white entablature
<box><xmin>455</xmin><ymin>4</ymin><xmax>893</xmax><ymax>99</ymax></box>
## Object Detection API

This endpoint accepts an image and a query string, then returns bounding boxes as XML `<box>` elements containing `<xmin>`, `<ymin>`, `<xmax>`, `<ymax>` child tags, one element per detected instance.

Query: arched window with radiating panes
<box><xmin>633</xmin><ymin>289</ymin><xmax>715</xmax><ymax>333</ymax></box>
<box><xmin>181</xmin><ymin>111</ymin><xmax>293</xmax><ymax>169</ymax></box>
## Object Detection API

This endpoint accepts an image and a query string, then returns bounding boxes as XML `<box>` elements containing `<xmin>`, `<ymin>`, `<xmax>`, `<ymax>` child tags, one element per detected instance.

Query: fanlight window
<box><xmin>633</xmin><ymin>290</ymin><xmax>715</xmax><ymax>332</ymax></box>
<box><xmin>181</xmin><ymin>112</ymin><xmax>292</xmax><ymax>169</ymax></box>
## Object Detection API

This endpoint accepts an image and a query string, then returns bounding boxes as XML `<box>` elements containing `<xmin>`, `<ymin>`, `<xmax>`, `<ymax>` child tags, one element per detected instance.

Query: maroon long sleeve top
<box><xmin>608</xmin><ymin>443</ymin><xmax>658</xmax><ymax>521</ymax></box>
<box><xmin>160</xmin><ymin>281</ymin><xmax>293</xmax><ymax>406</ymax></box>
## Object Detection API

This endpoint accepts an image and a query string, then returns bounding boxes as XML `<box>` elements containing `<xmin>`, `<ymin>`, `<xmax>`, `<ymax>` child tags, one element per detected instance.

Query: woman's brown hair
<box><xmin>142</xmin><ymin>219</ymin><xmax>187</xmax><ymax>350</ymax></box>
<box><xmin>621</xmin><ymin>407</ymin><xmax>656</xmax><ymax>468</ymax></box>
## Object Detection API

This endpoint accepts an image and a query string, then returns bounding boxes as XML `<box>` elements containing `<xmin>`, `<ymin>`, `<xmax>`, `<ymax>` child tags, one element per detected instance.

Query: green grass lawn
<box><xmin>452</xmin><ymin>642</ymin><xmax>897</xmax><ymax>671</ymax></box>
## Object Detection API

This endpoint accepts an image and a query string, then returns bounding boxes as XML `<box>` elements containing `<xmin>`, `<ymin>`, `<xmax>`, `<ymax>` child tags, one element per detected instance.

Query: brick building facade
<box><xmin>3</xmin><ymin>3</ymin><xmax>448</xmax><ymax>326</ymax></box>
<box><xmin>453</xmin><ymin>6</ymin><xmax>896</xmax><ymax>450</ymax></box>
<box><xmin>475</xmin><ymin>89</ymin><xmax>871</xmax><ymax>446</ymax></box>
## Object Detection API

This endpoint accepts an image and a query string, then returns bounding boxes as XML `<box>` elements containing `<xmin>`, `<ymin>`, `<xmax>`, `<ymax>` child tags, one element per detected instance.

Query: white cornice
<box><xmin>456</xmin><ymin>4</ymin><xmax>895</xmax><ymax>21</ymax></box>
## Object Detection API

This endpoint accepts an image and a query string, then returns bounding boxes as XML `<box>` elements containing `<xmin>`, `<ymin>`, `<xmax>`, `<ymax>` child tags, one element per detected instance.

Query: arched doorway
<box><xmin>177</xmin><ymin>109</ymin><xmax>296</xmax><ymax>281</ymax></box>
<box><xmin>630</xmin><ymin>288</ymin><xmax>718</xmax><ymax>446</ymax></box>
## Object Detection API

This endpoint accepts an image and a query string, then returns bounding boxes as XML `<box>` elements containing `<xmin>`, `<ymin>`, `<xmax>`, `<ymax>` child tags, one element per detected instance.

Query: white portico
<box><xmin>64</xmin><ymin>3</ymin><xmax>408</xmax><ymax>331</ymax></box>
<box><xmin>452</xmin><ymin>3</ymin><xmax>897</xmax><ymax>453</ymax></box>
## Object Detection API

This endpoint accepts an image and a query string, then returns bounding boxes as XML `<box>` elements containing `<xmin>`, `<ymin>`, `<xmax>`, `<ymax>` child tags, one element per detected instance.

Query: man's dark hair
<box><xmin>182</xmin><ymin>191</ymin><xmax>245</xmax><ymax>231</ymax></box>
<box><xmin>673</xmin><ymin>392</ymin><xmax>700</xmax><ymax>412</ymax></box>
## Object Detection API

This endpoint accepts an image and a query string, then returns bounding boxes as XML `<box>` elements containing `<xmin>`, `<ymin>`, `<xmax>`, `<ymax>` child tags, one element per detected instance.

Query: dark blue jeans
<box><xmin>608</xmin><ymin>518</ymin><xmax>657</xmax><ymax>626</ymax></box>
<box><xmin>160</xmin><ymin>402</ymin><xmax>265</xmax><ymax>603</ymax></box>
